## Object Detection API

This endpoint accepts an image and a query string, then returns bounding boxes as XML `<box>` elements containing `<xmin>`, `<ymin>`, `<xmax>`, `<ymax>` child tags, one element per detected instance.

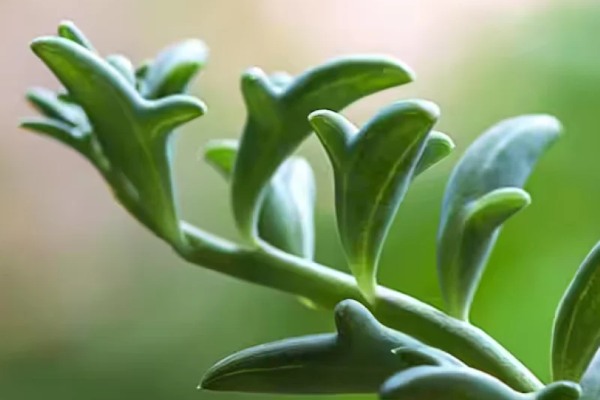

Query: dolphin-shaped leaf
<box><xmin>230</xmin><ymin>56</ymin><xmax>415</xmax><ymax>241</ymax></box>
<box><xmin>309</xmin><ymin>100</ymin><xmax>441</xmax><ymax>301</ymax></box>
<box><xmin>580</xmin><ymin>346</ymin><xmax>600</xmax><ymax>400</ymax></box>
<box><xmin>437</xmin><ymin>115</ymin><xmax>561</xmax><ymax>320</ymax></box>
<box><xmin>106</xmin><ymin>54</ymin><xmax>136</xmax><ymax>86</ymax></box>
<box><xmin>552</xmin><ymin>242</ymin><xmax>600</xmax><ymax>381</ymax></box>
<box><xmin>204</xmin><ymin>140</ymin><xmax>315</xmax><ymax>259</ymax></box>
<box><xmin>380</xmin><ymin>366</ymin><xmax>581</xmax><ymax>400</ymax></box>
<box><xmin>201</xmin><ymin>299</ymin><xmax>462</xmax><ymax>394</ymax></box>
<box><xmin>139</xmin><ymin>39</ymin><xmax>207</xmax><ymax>99</ymax></box>
<box><xmin>26</xmin><ymin>28</ymin><xmax>206</xmax><ymax>243</ymax></box>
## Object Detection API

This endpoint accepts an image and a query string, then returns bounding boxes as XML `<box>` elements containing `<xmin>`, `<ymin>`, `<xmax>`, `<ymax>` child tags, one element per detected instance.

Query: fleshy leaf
<box><xmin>57</xmin><ymin>20</ymin><xmax>96</xmax><ymax>52</ymax></box>
<box><xmin>201</xmin><ymin>299</ymin><xmax>462</xmax><ymax>394</ymax></box>
<box><xmin>139</xmin><ymin>39</ymin><xmax>207</xmax><ymax>99</ymax></box>
<box><xmin>380</xmin><ymin>366</ymin><xmax>580</xmax><ymax>400</ymax></box>
<box><xmin>204</xmin><ymin>140</ymin><xmax>315</xmax><ymax>259</ymax></box>
<box><xmin>413</xmin><ymin>131</ymin><xmax>455</xmax><ymax>176</ymax></box>
<box><xmin>106</xmin><ymin>54</ymin><xmax>136</xmax><ymax>86</ymax></box>
<box><xmin>552</xmin><ymin>242</ymin><xmax>600</xmax><ymax>381</ymax></box>
<box><xmin>231</xmin><ymin>56</ymin><xmax>415</xmax><ymax>241</ymax></box>
<box><xmin>437</xmin><ymin>115</ymin><xmax>561</xmax><ymax>320</ymax></box>
<box><xmin>309</xmin><ymin>100</ymin><xmax>440</xmax><ymax>301</ymax></box>
<box><xmin>580</xmin><ymin>347</ymin><xmax>600</xmax><ymax>400</ymax></box>
<box><xmin>29</xmin><ymin>33</ymin><xmax>206</xmax><ymax>243</ymax></box>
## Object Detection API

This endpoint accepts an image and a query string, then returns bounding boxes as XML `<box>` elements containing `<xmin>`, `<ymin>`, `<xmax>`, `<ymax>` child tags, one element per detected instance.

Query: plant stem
<box><xmin>177</xmin><ymin>221</ymin><xmax>542</xmax><ymax>392</ymax></box>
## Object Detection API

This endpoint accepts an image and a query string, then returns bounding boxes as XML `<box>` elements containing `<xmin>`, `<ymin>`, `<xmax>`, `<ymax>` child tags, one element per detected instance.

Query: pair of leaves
<box><xmin>309</xmin><ymin>101</ymin><xmax>453</xmax><ymax>301</ymax></box>
<box><xmin>22</xmin><ymin>21</ymin><xmax>207</xmax><ymax>243</ymax></box>
<box><xmin>553</xmin><ymin>241</ymin><xmax>600</xmax><ymax>398</ymax></box>
<box><xmin>230</xmin><ymin>55</ymin><xmax>416</xmax><ymax>242</ymax></box>
<box><xmin>204</xmin><ymin>140</ymin><xmax>315</xmax><ymax>258</ymax></box>
<box><xmin>201</xmin><ymin>299</ymin><xmax>463</xmax><ymax>394</ymax></box>
<box><xmin>437</xmin><ymin>115</ymin><xmax>561</xmax><ymax>320</ymax></box>
<box><xmin>381</xmin><ymin>366</ymin><xmax>580</xmax><ymax>400</ymax></box>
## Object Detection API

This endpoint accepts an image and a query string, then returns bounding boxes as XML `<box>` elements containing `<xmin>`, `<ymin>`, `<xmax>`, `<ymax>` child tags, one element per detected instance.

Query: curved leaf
<box><xmin>552</xmin><ymin>242</ymin><xmax>600</xmax><ymax>381</ymax></box>
<box><xmin>437</xmin><ymin>115</ymin><xmax>561</xmax><ymax>320</ymax></box>
<box><xmin>413</xmin><ymin>131</ymin><xmax>455</xmax><ymax>176</ymax></box>
<box><xmin>201</xmin><ymin>299</ymin><xmax>461</xmax><ymax>394</ymax></box>
<box><xmin>231</xmin><ymin>56</ymin><xmax>415</xmax><ymax>241</ymax></box>
<box><xmin>380</xmin><ymin>366</ymin><xmax>580</xmax><ymax>400</ymax></box>
<box><xmin>29</xmin><ymin>33</ymin><xmax>205</xmax><ymax>243</ymax></box>
<box><xmin>309</xmin><ymin>100</ymin><xmax>440</xmax><ymax>300</ymax></box>
<box><xmin>57</xmin><ymin>20</ymin><xmax>96</xmax><ymax>52</ymax></box>
<box><xmin>139</xmin><ymin>39</ymin><xmax>207</xmax><ymax>99</ymax></box>
<box><xmin>204</xmin><ymin>140</ymin><xmax>315</xmax><ymax>258</ymax></box>
<box><xmin>106</xmin><ymin>54</ymin><xmax>136</xmax><ymax>86</ymax></box>
<box><xmin>580</xmin><ymin>346</ymin><xmax>600</xmax><ymax>400</ymax></box>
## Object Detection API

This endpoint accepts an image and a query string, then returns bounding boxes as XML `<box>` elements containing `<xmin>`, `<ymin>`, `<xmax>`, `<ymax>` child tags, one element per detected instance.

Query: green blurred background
<box><xmin>3</xmin><ymin>0</ymin><xmax>600</xmax><ymax>398</ymax></box>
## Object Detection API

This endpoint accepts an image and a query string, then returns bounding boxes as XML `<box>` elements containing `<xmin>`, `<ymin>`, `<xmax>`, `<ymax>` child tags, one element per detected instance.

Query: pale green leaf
<box><xmin>309</xmin><ymin>100</ymin><xmax>440</xmax><ymax>301</ymax></box>
<box><xmin>380</xmin><ymin>366</ymin><xmax>580</xmax><ymax>400</ymax></box>
<box><xmin>553</xmin><ymin>242</ymin><xmax>600</xmax><ymax>381</ymax></box>
<box><xmin>201</xmin><ymin>300</ymin><xmax>461</xmax><ymax>394</ymax></box>
<box><xmin>437</xmin><ymin>115</ymin><xmax>561</xmax><ymax>320</ymax></box>
<box><xmin>231</xmin><ymin>56</ymin><xmax>415</xmax><ymax>241</ymax></box>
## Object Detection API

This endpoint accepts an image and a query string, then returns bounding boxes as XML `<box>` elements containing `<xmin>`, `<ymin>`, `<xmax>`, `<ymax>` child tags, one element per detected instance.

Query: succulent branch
<box><xmin>22</xmin><ymin>21</ymin><xmax>600</xmax><ymax>400</ymax></box>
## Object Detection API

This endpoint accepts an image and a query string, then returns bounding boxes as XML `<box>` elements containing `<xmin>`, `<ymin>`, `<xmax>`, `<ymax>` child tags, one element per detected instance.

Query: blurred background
<box><xmin>2</xmin><ymin>0</ymin><xmax>600</xmax><ymax>398</ymax></box>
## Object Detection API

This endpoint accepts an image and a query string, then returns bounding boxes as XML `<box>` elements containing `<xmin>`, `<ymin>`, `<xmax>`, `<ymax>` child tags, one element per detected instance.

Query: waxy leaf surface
<box><xmin>437</xmin><ymin>115</ymin><xmax>561</xmax><ymax>320</ymax></box>
<box><xmin>231</xmin><ymin>56</ymin><xmax>415</xmax><ymax>241</ymax></box>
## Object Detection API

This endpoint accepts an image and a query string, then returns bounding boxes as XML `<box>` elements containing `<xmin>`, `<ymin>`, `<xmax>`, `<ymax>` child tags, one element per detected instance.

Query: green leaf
<box><xmin>413</xmin><ymin>131</ymin><xmax>455</xmax><ymax>176</ymax></box>
<box><xmin>201</xmin><ymin>299</ymin><xmax>462</xmax><ymax>394</ymax></box>
<box><xmin>380</xmin><ymin>366</ymin><xmax>580</xmax><ymax>400</ymax></box>
<box><xmin>204</xmin><ymin>140</ymin><xmax>315</xmax><ymax>259</ymax></box>
<box><xmin>437</xmin><ymin>115</ymin><xmax>561</xmax><ymax>320</ymax></box>
<box><xmin>29</xmin><ymin>34</ymin><xmax>205</xmax><ymax>243</ymax></box>
<box><xmin>580</xmin><ymin>347</ymin><xmax>600</xmax><ymax>400</ymax></box>
<box><xmin>552</xmin><ymin>242</ymin><xmax>600</xmax><ymax>381</ymax></box>
<box><xmin>139</xmin><ymin>39</ymin><xmax>207</xmax><ymax>99</ymax></box>
<box><xmin>231</xmin><ymin>56</ymin><xmax>415</xmax><ymax>242</ymax></box>
<box><xmin>57</xmin><ymin>20</ymin><xmax>96</xmax><ymax>52</ymax></box>
<box><xmin>309</xmin><ymin>100</ymin><xmax>440</xmax><ymax>301</ymax></box>
<box><xmin>106</xmin><ymin>54</ymin><xmax>136</xmax><ymax>86</ymax></box>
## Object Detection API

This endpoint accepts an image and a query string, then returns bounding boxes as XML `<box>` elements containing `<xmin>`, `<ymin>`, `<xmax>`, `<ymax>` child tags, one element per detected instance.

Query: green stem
<box><xmin>176</xmin><ymin>221</ymin><xmax>542</xmax><ymax>392</ymax></box>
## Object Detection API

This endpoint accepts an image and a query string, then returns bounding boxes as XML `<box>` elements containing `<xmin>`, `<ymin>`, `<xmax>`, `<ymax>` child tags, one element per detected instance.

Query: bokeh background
<box><xmin>2</xmin><ymin>0</ymin><xmax>600</xmax><ymax>398</ymax></box>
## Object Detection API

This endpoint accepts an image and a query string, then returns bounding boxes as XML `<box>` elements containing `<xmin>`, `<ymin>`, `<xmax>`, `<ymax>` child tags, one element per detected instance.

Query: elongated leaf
<box><xmin>201</xmin><ymin>299</ymin><xmax>462</xmax><ymax>394</ymax></box>
<box><xmin>309</xmin><ymin>100</ymin><xmax>440</xmax><ymax>301</ymax></box>
<box><xmin>380</xmin><ymin>366</ymin><xmax>580</xmax><ymax>400</ymax></box>
<box><xmin>552</xmin><ymin>242</ymin><xmax>600</xmax><ymax>381</ymax></box>
<box><xmin>204</xmin><ymin>140</ymin><xmax>315</xmax><ymax>258</ymax></box>
<box><xmin>437</xmin><ymin>115</ymin><xmax>561</xmax><ymax>320</ymax></box>
<box><xmin>29</xmin><ymin>34</ymin><xmax>205</xmax><ymax>243</ymax></box>
<box><xmin>139</xmin><ymin>39</ymin><xmax>207</xmax><ymax>99</ymax></box>
<box><xmin>580</xmin><ymin>346</ymin><xmax>600</xmax><ymax>400</ymax></box>
<box><xmin>231</xmin><ymin>56</ymin><xmax>415</xmax><ymax>241</ymax></box>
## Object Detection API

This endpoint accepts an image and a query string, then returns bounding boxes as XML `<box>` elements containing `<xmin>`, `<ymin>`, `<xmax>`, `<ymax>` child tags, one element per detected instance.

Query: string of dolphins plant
<box><xmin>21</xmin><ymin>21</ymin><xmax>600</xmax><ymax>400</ymax></box>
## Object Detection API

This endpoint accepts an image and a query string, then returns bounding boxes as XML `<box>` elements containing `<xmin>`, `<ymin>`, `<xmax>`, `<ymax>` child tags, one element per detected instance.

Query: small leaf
<box><xmin>201</xmin><ymin>299</ymin><xmax>461</xmax><ymax>394</ymax></box>
<box><xmin>204</xmin><ymin>140</ymin><xmax>315</xmax><ymax>259</ymax></box>
<box><xmin>231</xmin><ymin>55</ymin><xmax>415</xmax><ymax>241</ymax></box>
<box><xmin>380</xmin><ymin>366</ymin><xmax>580</xmax><ymax>400</ymax></box>
<box><xmin>57</xmin><ymin>20</ymin><xmax>96</xmax><ymax>52</ymax></box>
<box><xmin>552</xmin><ymin>242</ymin><xmax>600</xmax><ymax>381</ymax></box>
<box><xmin>139</xmin><ymin>39</ymin><xmax>207</xmax><ymax>99</ymax></box>
<box><xmin>106</xmin><ymin>54</ymin><xmax>136</xmax><ymax>86</ymax></box>
<box><xmin>413</xmin><ymin>131</ymin><xmax>455</xmax><ymax>176</ymax></box>
<box><xmin>309</xmin><ymin>100</ymin><xmax>439</xmax><ymax>301</ymax></box>
<box><xmin>437</xmin><ymin>115</ymin><xmax>561</xmax><ymax>320</ymax></box>
<box><xmin>29</xmin><ymin>34</ymin><xmax>205</xmax><ymax>243</ymax></box>
<box><xmin>580</xmin><ymin>346</ymin><xmax>600</xmax><ymax>400</ymax></box>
